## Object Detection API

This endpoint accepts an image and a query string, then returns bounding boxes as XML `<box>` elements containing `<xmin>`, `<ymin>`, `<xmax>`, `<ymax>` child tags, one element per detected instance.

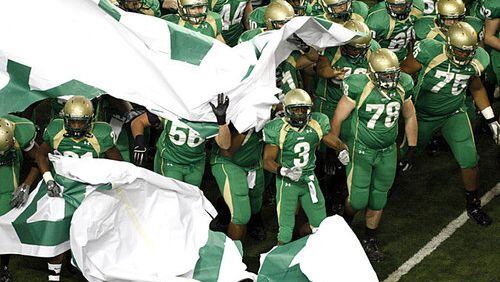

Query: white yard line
<box><xmin>384</xmin><ymin>183</ymin><xmax>500</xmax><ymax>282</ymax></box>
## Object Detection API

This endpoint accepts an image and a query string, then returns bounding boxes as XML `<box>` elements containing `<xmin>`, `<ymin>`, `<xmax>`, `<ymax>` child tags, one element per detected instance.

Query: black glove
<box><xmin>398</xmin><ymin>146</ymin><xmax>416</xmax><ymax>172</ymax></box>
<box><xmin>133</xmin><ymin>134</ymin><xmax>147</xmax><ymax>166</ymax></box>
<box><xmin>286</xmin><ymin>33</ymin><xmax>310</xmax><ymax>53</ymax></box>
<box><xmin>46</xmin><ymin>180</ymin><xmax>61</xmax><ymax>197</ymax></box>
<box><xmin>10</xmin><ymin>183</ymin><xmax>30</xmax><ymax>208</ymax></box>
<box><xmin>210</xmin><ymin>93</ymin><xmax>229</xmax><ymax>125</ymax></box>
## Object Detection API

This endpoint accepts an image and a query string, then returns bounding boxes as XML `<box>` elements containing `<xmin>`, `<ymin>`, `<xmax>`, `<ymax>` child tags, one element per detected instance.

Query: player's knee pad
<box><xmin>454</xmin><ymin>142</ymin><xmax>479</xmax><ymax>169</ymax></box>
<box><xmin>348</xmin><ymin>189</ymin><xmax>369</xmax><ymax>211</ymax></box>
<box><xmin>368</xmin><ymin>190</ymin><xmax>388</xmax><ymax>210</ymax></box>
<box><xmin>230</xmin><ymin>195</ymin><xmax>251</xmax><ymax>225</ymax></box>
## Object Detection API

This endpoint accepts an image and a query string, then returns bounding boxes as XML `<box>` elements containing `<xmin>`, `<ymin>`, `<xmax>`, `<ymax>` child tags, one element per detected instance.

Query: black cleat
<box><xmin>361</xmin><ymin>238</ymin><xmax>384</xmax><ymax>263</ymax></box>
<box><xmin>467</xmin><ymin>206</ymin><xmax>492</xmax><ymax>226</ymax></box>
<box><xmin>0</xmin><ymin>267</ymin><xmax>12</xmax><ymax>282</ymax></box>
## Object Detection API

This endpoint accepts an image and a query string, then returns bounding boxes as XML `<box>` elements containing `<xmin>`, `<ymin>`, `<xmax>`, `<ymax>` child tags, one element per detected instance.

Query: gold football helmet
<box><xmin>341</xmin><ymin>20</ymin><xmax>372</xmax><ymax>62</ymax></box>
<box><xmin>446</xmin><ymin>22</ymin><xmax>478</xmax><ymax>66</ymax></box>
<box><xmin>385</xmin><ymin>0</ymin><xmax>413</xmax><ymax>20</ymax></box>
<box><xmin>436</xmin><ymin>0</ymin><xmax>466</xmax><ymax>30</ymax></box>
<box><xmin>177</xmin><ymin>0</ymin><xmax>208</xmax><ymax>25</ymax></box>
<box><xmin>264</xmin><ymin>0</ymin><xmax>295</xmax><ymax>30</ymax></box>
<box><xmin>283</xmin><ymin>88</ymin><xmax>313</xmax><ymax>127</ymax></box>
<box><xmin>0</xmin><ymin>118</ymin><xmax>15</xmax><ymax>165</ymax></box>
<box><xmin>319</xmin><ymin>0</ymin><xmax>353</xmax><ymax>21</ymax></box>
<box><xmin>63</xmin><ymin>96</ymin><xmax>94</xmax><ymax>138</ymax></box>
<box><xmin>368</xmin><ymin>48</ymin><xmax>400</xmax><ymax>90</ymax></box>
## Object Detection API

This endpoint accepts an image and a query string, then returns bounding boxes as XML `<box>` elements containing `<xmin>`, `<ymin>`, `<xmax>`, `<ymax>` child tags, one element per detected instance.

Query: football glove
<box><xmin>337</xmin><ymin>149</ymin><xmax>350</xmax><ymax>166</ymax></box>
<box><xmin>286</xmin><ymin>33</ymin><xmax>310</xmax><ymax>53</ymax></box>
<box><xmin>398</xmin><ymin>146</ymin><xmax>416</xmax><ymax>172</ymax></box>
<box><xmin>209</xmin><ymin>93</ymin><xmax>229</xmax><ymax>125</ymax></box>
<box><xmin>10</xmin><ymin>183</ymin><xmax>30</xmax><ymax>208</ymax></box>
<box><xmin>133</xmin><ymin>134</ymin><xmax>147</xmax><ymax>166</ymax></box>
<box><xmin>46</xmin><ymin>180</ymin><xmax>62</xmax><ymax>197</ymax></box>
<box><xmin>487</xmin><ymin>119</ymin><xmax>500</xmax><ymax>145</ymax></box>
<box><xmin>279</xmin><ymin>166</ymin><xmax>302</xmax><ymax>182</ymax></box>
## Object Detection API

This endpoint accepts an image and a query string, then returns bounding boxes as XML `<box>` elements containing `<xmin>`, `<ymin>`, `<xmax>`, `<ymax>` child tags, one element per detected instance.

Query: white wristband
<box><xmin>481</xmin><ymin>106</ymin><xmax>495</xmax><ymax>120</ymax></box>
<box><xmin>43</xmin><ymin>171</ymin><xmax>54</xmax><ymax>183</ymax></box>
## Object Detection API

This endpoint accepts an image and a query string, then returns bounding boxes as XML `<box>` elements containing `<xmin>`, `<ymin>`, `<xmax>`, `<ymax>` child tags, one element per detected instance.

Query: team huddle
<box><xmin>1</xmin><ymin>0</ymin><xmax>499</xmax><ymax>280</ymax></box>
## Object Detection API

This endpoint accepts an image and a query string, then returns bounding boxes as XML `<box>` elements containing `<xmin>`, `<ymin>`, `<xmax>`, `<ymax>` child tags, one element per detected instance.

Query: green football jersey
<box><xmin>414</xmin><ymin>15</ymin><xmax>484</xmax><ymax>42</ymax></box>
<box><xmin>156</xmin><ymin>119</ymin><xmax>207</xmax><ymax>164</ymax></box>
<box><xmin>0</xmin><ymin>115</ymin><xmax>36</xmax><ymax>215</ymax></box>
<box><xmin>412</xmin><ymin>38</ymin><xmax>490</xmax><ymax>120</ymax></box>
<box><xmin>217</xmin><ymin>0</ymin><xmax>250</xmax><ymax>46</ymax></box>
<box><xmin>211</xmin><ymin>129</ymin><xmax>263</xmax><ymax>168</ymax></box>
<box><xmin>162</xmin><ymin>12</ymin><xmax>223</xmax><ymax>38</ymax></box>
<box><xmin>313</xmin><ymin>40</ymin><xmax>381</xmax><ymax>116</ymax></box>
<box><xmin>248</xmin><ymin>6</ymin><xmax>266</xmax><ymax>29</ymax></box>
<box><xmin>43</xmin><ymin>119</ymin><xmax>115</xmax><ymax>158</ymax></box>
<box><xmin>368</xmin><ymin>0</ymin><xmax>425</xmax><ymax>14</ymax></box>
<box><xmin>366</xmin><ymin>6</ymin><xmax>422</xmax><ymax>61</ymax></box>
<box><xmin>309</xmin><ymin>0</ymin><xmax>368</xmax><ymax>18</ymax></box>
<box><xmin>343</xmin><ymin>73</ymin><xmax>413</xmax><ymax>149</ymax></box>
<box><xmin>263</xmin><ymin>112</ymin><xmax>330</xmax><ymax>175</ymax></box>
<box><xmin>312</xmin><ymin>1</ymin><xmax>368</xmax><ymax>24</ymax></box>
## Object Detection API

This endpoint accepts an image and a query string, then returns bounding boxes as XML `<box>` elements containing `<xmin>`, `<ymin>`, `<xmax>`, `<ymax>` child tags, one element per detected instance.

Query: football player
<box><xmin>400</xmin><ymin>22</ymin><xmax>499</xmax><ymax>226</ymax></box>
<box><xmin>36</xmin><ymin>96</ymin><xmax>122</xmax><ymax>281</ymax></box>
<box><xmin>131</xmin><ymin>94</ymin><xmax>231</xmax><ymax>187</ymax></box>
<box><xmin>329</xmin><ymin>48</ymin><xmax>417</xmax><ymax>262</ymax></box>
<box><xmin>478</xmin><ymin>0</ymin><xmax>500</xmax><ymax>97</ymax></box>
<box><xmin>0</xmin><ymin>115</ymin><xmax>38</xmax><ymax>282</ymax></box>
<box><xmin>211</xmin><ymin>126</ymin><xmax>266</xmax><ymax>241</ymax></box>
<box><xmin>247</xmin><ymin>0</ymin><xmax>314</xmax><ymax>29</ymax></box>
<box><xmin>366</xmin><ymin>0</ymin><xmax>423</xmax><ymax>62</ymax></box>
<box><xmin>116</xmin><ymin>0</ymin><xmax>161</xmax><ymax>16</ymax></box>
<box><xmin>316</xmin><ymin>0</ymin><xmax>369</xmax><ymax>23</ymax></box>
<box><xmin>314</xmin><ymin>20</ymin><xmax>380</xmax><ymax>213</ymax></box>
<box><xmin>263</xmin><ymin>88</ymin><xmax>350</xmax><ymax>245</ymax></box>
<box><xmin>414</xmin><ymin>0</ymin><xmax>483</xmax><ymax>42</ymax></box>
<box><xmin>162</xmin><ymin>0</ymin><xmax>226</xmax><ymax>42</ymax></box>
<box><xmin>208</xmin><ymin>0</ymin><xmax>253</xmax><ymax>46</ymax></box>
<box><xmin>240</xmin><ymin>1</ymin><xmax>319</xmax><ymax>94</ymax></box>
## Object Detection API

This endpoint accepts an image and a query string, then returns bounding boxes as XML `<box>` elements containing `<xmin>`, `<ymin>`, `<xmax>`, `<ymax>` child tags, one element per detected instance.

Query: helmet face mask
<box><xmin>178</xmin><ymin>0</ymin><xmax>208</xmax><ymax>25</ymax></box>
<box><xmin>321</xmin><ymin>0</ymin><xmax>352</xmax><ymax>21</ymax></box>
<box><xmin>287</xmin><ymin>0</ymin><xmax>307</xmax><ymax>15</ymax></box>
<box><xmin>341</xmin><ymin>43</ymin><xmax>370</xmax><ymax>63</ymax></box>
<box><xmin>368</xmin><ymin>48</ymin><xmax>401</xmax><ymax>90</ymax></box>
<box><xmin>341</xmin><ymin>20</ymin><xmax>371</xmax><ymax>63</ymax></box>
<box><xmin>63</xmin><ymin>96</ymin><xmax>94</xmax><ymax>139</ymax></box>
<box><xmin>385</xmin><ymin>0</ymin><xmax>413</xmax><ymax>20</ymax></box>
<box><xmin>265</xmin><ymin>0</ymin><xmax>295</xmax><ymax>30</ymax></box>
<box><xmin>283</xmin><ymin>89</ymin><xmax>313</xmax><ymax>128</ymax></box>
<box><xmin>0</xmin><ymin>118</ymin><xmax>15</xmax><ymax>166</ymax></box>
<box><xmin>446</xmin><ymin>22</ymin><xmax>478</xmax><ymax>66</ymax></box>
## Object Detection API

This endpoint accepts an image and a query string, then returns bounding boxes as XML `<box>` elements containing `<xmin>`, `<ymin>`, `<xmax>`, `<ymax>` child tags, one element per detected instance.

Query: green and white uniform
<box><xmin>343</xmin><ymin>73</ymin><xmax>413</xmax><ymax>211</ymax></box>
<box><xmin>476</xmin><ymin>0</ymin><xmax>500</xmax><ymax>83</ymax></box>
<box><xmin>162</xmin><ymin>12</ymin><xmax>223</xmax><ymax>38</ymax></box>
<box><xmin>368</xmin><ymin>0</ymin><xmax>425</xmax><ymax>15</ymax></box>
<box><xmin>263</xmin><ymin>112</ymin><xmax>330</xmax><ymax>243</ymax></box>
<box><xmin>414</xmin><ymin>15</ymin><xmax>484</xmax><ymax>42</ymax></box>
<box><xmin>407</xmin><ymin>38</ymin><xmax>490</xmax><ymax>168</ymax></box>
<box><xmin>0</xmin><ymin>115</ymin><xmax>36</xmax><ymax>216</ymax></box>
<box><xmin>43</xmin><ymin>119</ymin><xmax>115</xmax><ymax>159</ymax></box>
<box><xmin>366</xmin><ymin>2</ymin><xmax>423</xmax><ymax>61</ymax></box>
<box><xmin>210</xmin><ymin>0</ymin><xmax>250</xmax><ymax>46</ymax></box>
<box><xmin>239</xmin><ymin>28</ymin><xmax>303</xmax><ymax>93</ymax></box>
<box><xmin>211</xmin><ymin>129</ymin><xmax>264</xmax><ymax>224</ymax></box>
<box><xmin>154</xmin><ymin>119</ymin><xmax>207</xmax><ymax>186</ymax></box>
<box><xmin>314</xmin><ymin>0</ymin><xmax>369</xmax><ymax>23</ymax></box>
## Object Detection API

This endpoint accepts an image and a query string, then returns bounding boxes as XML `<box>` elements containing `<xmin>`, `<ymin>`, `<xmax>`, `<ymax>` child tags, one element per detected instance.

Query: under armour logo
<box><xmin>285</xmin><ymin>183</ymin><xmax>291</xmax><ymax>187</ymax></box>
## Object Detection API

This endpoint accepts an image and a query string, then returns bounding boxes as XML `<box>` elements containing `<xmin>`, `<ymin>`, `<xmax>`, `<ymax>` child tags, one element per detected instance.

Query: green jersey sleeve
<box><xmin>365</xmin><ymin>10</ymin><xmax>388</xmax><ymax>40</ymax></box>
<box><xmin>399</xmin><ymin>73</ymin><xmax>415</xmax><ymax>101</ymax></box>
<box><xmin>413</xmin><ymin>38</ymin><xmax>443</xmax><ymax>66</ymax></box>
<box><xmin>414</xmin><ymin>16</ymin><xmax>435</xmax><ymax>41</ymax></box>
<box><xmin>43</xmin><ymin>119</ymin><xmax>64</xmax><ymax>147</ymax></box>
<box><xmin>2</xmin><ymin>114</ymin><xmax>36</xmax><ymax>151</ymax></box>
<box><xmin>472</xmin><ymin>47</ymin><xmax>490</xmax><ymax>76</ymax></box>
<box><xmin>481</xmin><ymin>0</ymin><xmax>500</xmax><ymax>19</ymax></box>
<box><xmin>342</xmin><ymin>73</ymin><xmax>368</xmax><ymax>102</ymax></box>
<box><xmin>208</xmin><ymin>11</ymin><xmax>224</xmax><ymax>34</ymax></box>
<box><xmin>208</xmin><ymin>0</ymin><xmax>225</xmax><ymax>13</ymax></box>
<box><xmin>263</xmin><ymin>118</ymin><xmax>283</xmax><ymax>146</ymax></box>
<box><xmin>248</xmin><ymin>6</ymin><xmax>266</xmax><ymax>29</ymax></box>
<box><xmin>311</xmin><ymin>112</ymin><xmax>331</xmax><ymax>136</ymax></box>
<box><xmin>92</xmin><ymin>122</ymin><xmax>116</xmax><ymax>153</ymax></box>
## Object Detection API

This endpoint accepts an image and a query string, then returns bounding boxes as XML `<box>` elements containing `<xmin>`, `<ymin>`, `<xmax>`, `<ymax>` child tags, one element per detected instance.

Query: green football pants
<box><xmin>401</xmin><ymin>111</ymin><xmax>478</xmax><ymax>169</ymax></box>
<box><xmin>346</xmin><ymin>143</ymin><xmax>397</xmax><ymax>211</ymax></box>
<box><xmin>276</xmin><ymin>175</ymin><xmax>326</xmax><ymax>243</ymax></box>
<box><xmin>211</xmin><ymin>162</ymin><xmax>265</xmax><ymax>225</ymax></box>
<box><xmin>154</xmin><ymin>153</ymin><xmax>205</xmax><ymax>187</ymax></box>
